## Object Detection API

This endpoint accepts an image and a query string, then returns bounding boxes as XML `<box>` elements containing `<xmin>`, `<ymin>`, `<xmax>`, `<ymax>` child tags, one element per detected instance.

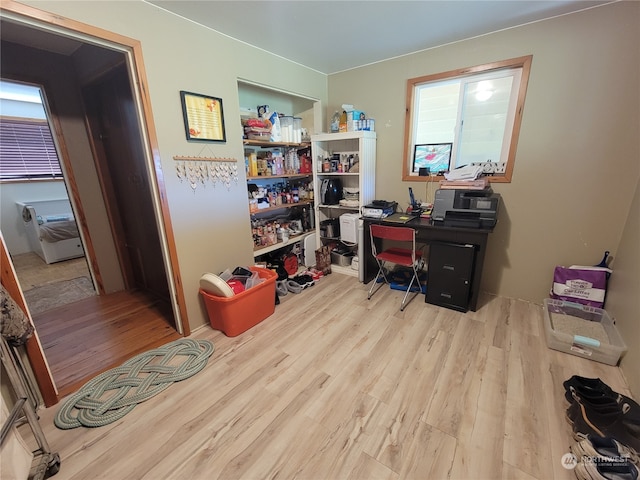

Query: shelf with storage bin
<box><xmin>244</xmin><ymin>143</ymin><xmax>313</xmax><ymax>178</ymax></box>
<box><xmin>316</xmin><ymin>203</ymin><xmax>361</xmax><ymax>278</ymax></box>
<box><xmin>253</xmin><ymin>230</ymin><xmax>315</xmax><ymax>257</ymax></box>
<box><xmin>311</xmin><ymin>131</ymin><xmax>376</xmax><ymax>280</ymax></box>
<box><xmin>247</xmin><ymin>172</ymin><xmax>314</xmax><ymax>215</ymax></box>
<box><xmin>247</xmin><ymin>173</ymin><xmax>312</xmax><ymax>181</ymax></box>
<box><xmin>249</xmin><ymin>199</ymin><xmax>313</xmax><ymax>215</ymax></box>
<box><xmin>315</xmin><ymin>204</ymin><xmax>360</xmax><ymax>211</ymax></box>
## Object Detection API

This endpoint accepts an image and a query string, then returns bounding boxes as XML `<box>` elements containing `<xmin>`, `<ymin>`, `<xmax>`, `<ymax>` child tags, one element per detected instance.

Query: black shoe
<box><xmin>564</xmin><ymin>376</ymin><xmax>640</xmax><ymax>422</ymax></box>
<box><xmin>567</xmin><ymin>400</ymin><xmax>640</xmax><ymax>455</ymax></box>
<box><xmin>565</xmin><ymin>376</ymin><xmax>615</xmax><ymax>399</ymax></box>
<box><xmin>293</xmin><ymin>274</ymin><xmax>315</xmax><ymax>288</ymax></box>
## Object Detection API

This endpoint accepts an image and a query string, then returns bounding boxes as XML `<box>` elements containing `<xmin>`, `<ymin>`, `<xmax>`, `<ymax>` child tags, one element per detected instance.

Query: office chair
<box><xmin>368</xmin><ymin>224</ymin><xmax>424</xmax><ymax>311</ymax></box>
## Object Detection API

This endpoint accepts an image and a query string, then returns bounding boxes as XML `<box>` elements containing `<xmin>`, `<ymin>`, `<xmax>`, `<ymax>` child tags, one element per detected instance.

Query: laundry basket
<box><xmin>200</xmin><ymin>267</ymin><xmax>277</xmax><ymax>337</ymax></box>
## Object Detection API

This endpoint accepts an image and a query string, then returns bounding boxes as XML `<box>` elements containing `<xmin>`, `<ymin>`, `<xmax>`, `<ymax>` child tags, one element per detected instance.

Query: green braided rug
<box><xmin>54</xmin><ymin>338</ymin><xmax>214</xmax><ymax>429</ymax></box>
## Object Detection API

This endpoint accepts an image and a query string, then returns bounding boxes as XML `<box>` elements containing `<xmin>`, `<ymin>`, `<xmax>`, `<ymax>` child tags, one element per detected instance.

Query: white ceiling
<box><xmin>146</xmin><ymin>0</ymin><xmax>613</xmax><ymax>74</ymax></box>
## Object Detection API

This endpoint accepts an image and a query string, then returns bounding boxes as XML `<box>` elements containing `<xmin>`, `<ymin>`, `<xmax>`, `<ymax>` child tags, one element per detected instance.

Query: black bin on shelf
<box><xmin>426</xmin><ymin>242</ymin><xmax>476</xmax><ymax>312</ymax></box>
<box><xmin>319</xmin><ymin>218</ymin><xmax>339</xmax><ymax>239</ymax></box>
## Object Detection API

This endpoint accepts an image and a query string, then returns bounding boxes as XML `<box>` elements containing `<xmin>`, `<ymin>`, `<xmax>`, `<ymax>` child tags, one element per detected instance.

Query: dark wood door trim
<box><xmin>46</xmin><ymin>89</ymin><xmax>106</xmax><ymax>295</ymax></box>
<box><xmin>129</xmin><ymin>41</ymin><xmax>190</xmax><ymax>336</ymax></box>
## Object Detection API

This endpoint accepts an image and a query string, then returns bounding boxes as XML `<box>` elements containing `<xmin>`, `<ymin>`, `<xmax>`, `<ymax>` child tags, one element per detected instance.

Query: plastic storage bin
<box><xmin>331</xmin><ymin>250</ymin><xmax>354</xmax><ymax>267</ymax></box>
<box><xmin>339</xmin><ymin>213</ymin><xmax>359</xmax><ymax>244</ymax></box>
<box><xmin>542</xmin><ymin>298</ymin><xmax>627</xmax><ymax>365</ymax></box>
<box><xmin>200</xmin><ymin>267</ymin><xmax>277</xmax><ymax>337</ymax></box>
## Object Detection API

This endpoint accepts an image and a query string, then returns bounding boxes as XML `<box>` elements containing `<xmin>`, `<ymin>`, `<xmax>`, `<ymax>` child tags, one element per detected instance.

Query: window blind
<box><xmin>0</xmin><ymin>117</ymin><xmax>62</xmax><ymax>180</ymax></box>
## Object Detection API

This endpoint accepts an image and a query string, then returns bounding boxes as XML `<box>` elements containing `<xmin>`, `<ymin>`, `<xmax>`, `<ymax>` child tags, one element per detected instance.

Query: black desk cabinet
<box><xmin>426</xmin><ymin>242</ymin><xmax>475</xmax><ymax>312</ymax></box>
<box><xmin>362</xmin><ymin>217</ymin><xmax>492</xmax><ymax>312</ymax></box>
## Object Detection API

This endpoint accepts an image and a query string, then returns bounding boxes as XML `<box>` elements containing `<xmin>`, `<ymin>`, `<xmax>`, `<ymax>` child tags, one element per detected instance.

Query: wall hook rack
<box><xmin>173</xmin><ymin>155</ymin><xmax>239</xmax><ymax>191</ymax></box>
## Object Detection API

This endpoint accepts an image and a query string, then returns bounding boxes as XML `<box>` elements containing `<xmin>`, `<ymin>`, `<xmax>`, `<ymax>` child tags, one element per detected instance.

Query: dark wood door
<box><xmin>83</xmin><ymin>64</ymin><xmax>170</xmax><ymax>301</ymax></box>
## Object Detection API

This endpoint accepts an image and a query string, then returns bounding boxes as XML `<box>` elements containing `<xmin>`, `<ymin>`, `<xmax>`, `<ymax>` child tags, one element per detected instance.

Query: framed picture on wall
<box><xmin>180</xmin><ymin>90</ymin><xmax>226</xmax><ymax>143</ymax></box>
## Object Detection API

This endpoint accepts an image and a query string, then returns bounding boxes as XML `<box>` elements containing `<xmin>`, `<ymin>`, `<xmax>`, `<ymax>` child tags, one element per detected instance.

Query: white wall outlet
<box><xmin>494</xmin><ymin>162</ymin><xmax>507</xmax><ymax>174</ymax></box>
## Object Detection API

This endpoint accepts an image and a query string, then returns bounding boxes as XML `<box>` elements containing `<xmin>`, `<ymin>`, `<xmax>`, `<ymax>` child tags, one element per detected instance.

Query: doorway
<box><xmin>0</xmin><ymin>79</ymin><xmax>96</xmax><ymax>314</ymax></box>
<box><xmin>0</xmin><ymin>6</ymin><xmax>188</xmax><ymax>405</ymax></box>
<box><xmin>82</xmin><ymin>64</ymin><xmax>171</xmax><ymax>298</ymax></box>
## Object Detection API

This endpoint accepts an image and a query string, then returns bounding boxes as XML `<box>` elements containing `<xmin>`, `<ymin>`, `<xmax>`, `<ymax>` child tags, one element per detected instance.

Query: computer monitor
<box><xmin>412</xmin><ymin>143</ymin><xmax>452</xmax><ymax>175</ymax></box>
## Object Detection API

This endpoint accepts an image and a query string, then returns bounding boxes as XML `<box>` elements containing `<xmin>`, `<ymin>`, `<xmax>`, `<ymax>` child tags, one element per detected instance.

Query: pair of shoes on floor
<box><xmin>276</xmin><ymin>280</ymin><xmax>289</xmax><ymax>297</ymax></box>
<box><xmin>307</xmin><ymin>268</ymin><xmax>324</xmax><ymax>281</ymax></box>
<box><xmin>570</xmin><ymin>436</ymin><xmax>639</xmax><ymax>480</ymax></box>
<box><xmin>286</xmin><ymin>274</ymin><xmax>315</xmax><ymax>294</ymax></box>
<box><xmin>564</xmin><ymin>376</ymin><xmax>640</xmax><ymax>458</ymax></box>
<box><xmin>565</xmin><ymin>376</ymin><xmax>640</xmax><ymax>422</ymax></box>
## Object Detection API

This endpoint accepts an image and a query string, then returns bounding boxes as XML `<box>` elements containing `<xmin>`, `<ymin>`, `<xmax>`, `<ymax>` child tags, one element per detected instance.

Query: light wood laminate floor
<box><xmin>32</xmin><ymin>273</ymin><xmax>632</xmax><ymax>480</ymax></box>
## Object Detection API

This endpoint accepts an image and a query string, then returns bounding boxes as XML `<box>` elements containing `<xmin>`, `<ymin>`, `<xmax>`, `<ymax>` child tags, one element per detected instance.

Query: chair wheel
<box><xmin>45</xmin><ymin>453</ymin><xmax>61</xmax><ymax>478</ymax></box>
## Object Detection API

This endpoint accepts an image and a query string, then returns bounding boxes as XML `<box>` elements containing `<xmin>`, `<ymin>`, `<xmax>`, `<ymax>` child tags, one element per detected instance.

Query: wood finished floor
<box><xmin>32</xmin><ymin>273</ymin><xmax>632</xmax><ymax>480</ymax></box>
<box><xmin>35</xmin><ymin>290</ymin><xmax>181</xmax><ymax>399</ymax></box>
<box><xmin>12</xmin><ymin>252</ymin><xmax>180</xmax><ymax>399</ymax></box>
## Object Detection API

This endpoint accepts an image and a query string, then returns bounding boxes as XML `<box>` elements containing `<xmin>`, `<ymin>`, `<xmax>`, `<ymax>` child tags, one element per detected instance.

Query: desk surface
<box><xmin>367</xmin><ymin>215</ymin><xmax>493</xmax><ymax>233</ymax></box>
<box><xmin>362</xmin><ymin>216</ymin><xmax>494</xmax><ymax>311</ymax></box>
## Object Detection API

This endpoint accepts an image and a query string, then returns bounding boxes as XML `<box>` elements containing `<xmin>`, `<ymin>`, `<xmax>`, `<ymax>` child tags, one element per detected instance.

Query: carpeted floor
<box><xmin>23</xmin><ymin>276</ymin><xmax>95</xmax><ymax>315</ymax></box>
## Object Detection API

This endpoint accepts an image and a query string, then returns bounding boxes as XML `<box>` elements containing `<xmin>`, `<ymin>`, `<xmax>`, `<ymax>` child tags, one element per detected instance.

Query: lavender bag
<box><xmin>551</xmin><ymin>266</ymin><xmax>608</xmax><ymax>308</ymax></box>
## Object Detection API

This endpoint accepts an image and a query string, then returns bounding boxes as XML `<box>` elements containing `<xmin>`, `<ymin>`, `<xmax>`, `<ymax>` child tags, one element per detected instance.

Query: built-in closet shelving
<box><xmin>244</xmin><ymin>144</ymin><xmax>315</xmax><ymax>258</ymax></box>
<box><xmin>239</xmin><ymin>81</ymin><xmax>320</xmax><ymax>262</ymax></box>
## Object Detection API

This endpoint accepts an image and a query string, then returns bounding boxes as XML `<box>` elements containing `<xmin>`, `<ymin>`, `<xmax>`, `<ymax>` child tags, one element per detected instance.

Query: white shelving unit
<box><xmin>311</xmin><ymin>131</ymin><xmax>376</xmax><ymax>279</ymax></box>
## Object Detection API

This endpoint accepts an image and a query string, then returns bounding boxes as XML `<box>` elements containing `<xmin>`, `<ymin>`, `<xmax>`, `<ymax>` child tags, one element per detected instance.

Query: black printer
<box><xmin>432</xmin><ymin>188</ymin><xmax>500</xmax><ymax>229</ymax></box>
<box><xmin>362</xmin><ymin>200</ymin><xmax>397</xmax><ymax>219</ymax></box>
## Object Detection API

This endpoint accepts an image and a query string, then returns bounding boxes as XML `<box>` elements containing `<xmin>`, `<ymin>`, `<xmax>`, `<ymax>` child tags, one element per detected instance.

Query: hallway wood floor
<box><xmin>32</xmin><ymin>273</ymin><xmax>633</xmax><ymax>480</ymax></box>
<box><xmin>34</xmin><ymin>291</ymin><xmax>181</xmax><ymax>399</ymax></box>
<box><xmin>12</xmin><ymin>253</ymin><xmax>180</xmax><ymax>399</ymax></box>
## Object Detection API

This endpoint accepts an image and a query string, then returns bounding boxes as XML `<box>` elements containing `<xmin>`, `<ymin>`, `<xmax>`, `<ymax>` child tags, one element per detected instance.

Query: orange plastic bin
<box><xmin>200</xmin><ymin>266</ymin><xmax>277</xmax><ymax>337</ymax></box>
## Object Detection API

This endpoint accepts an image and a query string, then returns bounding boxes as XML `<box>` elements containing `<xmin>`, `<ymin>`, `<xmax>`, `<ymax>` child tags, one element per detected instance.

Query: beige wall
<box><xmin>328</xmin><ymin>1</ymin><xmax>639</xmax><ymax>304</ymax></box>
<box><xmin>17</xmin><ymin>0</ymin><xmax>328</xmax><ymax>330</ymax></box>
<box><xmin>12</xmin><ymin>1</ymin><xmax>638</xmax><ymax>351</ymax></box>
<box><xmin>606</xmin><ymin>178</ymin><xmax>640</xmax><ymax>397</ymax></box>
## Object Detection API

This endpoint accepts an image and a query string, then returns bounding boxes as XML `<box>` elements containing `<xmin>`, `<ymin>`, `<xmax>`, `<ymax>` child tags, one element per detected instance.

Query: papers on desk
<box><xmin>444</xmin><ymin>165</ymin><xmax>483</xmax><ymax>181</ymax></box>
<box><xmin>383</xmin><ymin>213</ymin><xmax>417</xmax><ymax>224</ymax></box>
<box><xmin>439</xmin><ymin>177</ymin><xmax>489</xmax><ymax>190</ymax></box>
